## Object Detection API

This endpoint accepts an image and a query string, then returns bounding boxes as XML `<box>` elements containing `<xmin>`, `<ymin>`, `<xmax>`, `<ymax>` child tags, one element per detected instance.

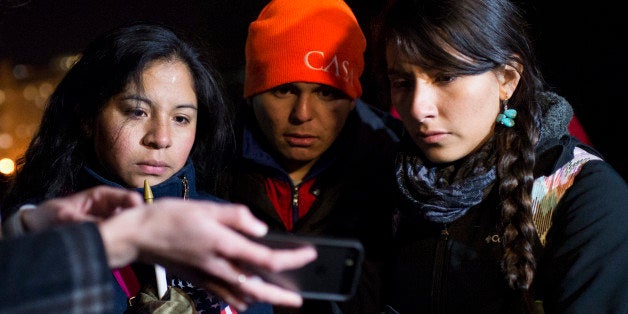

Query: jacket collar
<box><xmin>80</xmin><ymin>159</ymin><xmax>197</xmax><ymax>199</ymax></box>
<box><xmin>533</xmin><ymin>91</ymin><xmax>604</xmax><ymax>177</ymax></box>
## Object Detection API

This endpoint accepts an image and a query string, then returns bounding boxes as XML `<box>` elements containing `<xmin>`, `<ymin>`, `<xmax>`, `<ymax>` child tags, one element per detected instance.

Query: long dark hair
<box><xmin>375</xmin><ymin>0</ymin><xmax>545</xmax><ymax>293</ymax></box>
<box><xmin>1</xmin><ymin>22</ymin><xmax>234</xmax><ymax>218</ymax></box>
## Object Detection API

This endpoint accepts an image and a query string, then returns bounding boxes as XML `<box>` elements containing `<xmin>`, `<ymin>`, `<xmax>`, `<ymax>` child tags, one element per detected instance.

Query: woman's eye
<box><xmin>389</xmin><ymin>78</ymin><xmax>413</xmax><ymax>89</ymax></box>
<box><xmin>435</xmin><ymin>74</ymin><xmax>456</xmax><ymax>83</ymax></box>
<box><xmin>174</xmin><ymin>116</ymin><xmax>190</xmax><ymax>124</ymax></box>
<box><xmin>128</xmin><ymin>108</ymin><xmax>147</xmax><ymax>117</ymax></box>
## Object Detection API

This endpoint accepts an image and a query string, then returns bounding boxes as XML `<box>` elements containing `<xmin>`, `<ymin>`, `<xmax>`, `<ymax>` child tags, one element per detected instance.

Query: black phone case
<box><xmin>249</xmin><ymin>232</ymin><xmax>364</xmax><ymax>301</ymax></box>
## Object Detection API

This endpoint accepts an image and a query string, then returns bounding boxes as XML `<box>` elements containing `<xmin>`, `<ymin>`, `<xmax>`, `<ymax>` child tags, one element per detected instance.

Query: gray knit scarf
<box><xmin>395</xmin><ymin>141</ymin><xmax>496</xmax><ymax>224</ymax></box>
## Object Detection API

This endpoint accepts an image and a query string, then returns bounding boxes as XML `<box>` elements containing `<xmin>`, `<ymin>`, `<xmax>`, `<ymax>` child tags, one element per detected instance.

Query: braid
<box><xmin>496</xmin><ymin>104</ymin><xmax>539</xmax><ymax>291</ymax></box>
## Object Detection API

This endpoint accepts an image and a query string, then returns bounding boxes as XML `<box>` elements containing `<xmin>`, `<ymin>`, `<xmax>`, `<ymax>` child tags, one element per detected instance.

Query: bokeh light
<box><xmin>0</xmin><ymin>158</ymin><xmax>15</xmax><ymax>175</ymax></box>
<box><xmin>0</xmin><ymin>133</ymin><xmax>14</xmax><ymax>149</ymax></box>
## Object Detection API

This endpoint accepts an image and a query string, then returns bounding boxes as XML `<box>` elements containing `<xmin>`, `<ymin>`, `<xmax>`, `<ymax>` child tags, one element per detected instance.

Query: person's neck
<box><xmin>285</xmin><ymin>159</ymin><xmax>318</xmax><ymax>186</ymax></box>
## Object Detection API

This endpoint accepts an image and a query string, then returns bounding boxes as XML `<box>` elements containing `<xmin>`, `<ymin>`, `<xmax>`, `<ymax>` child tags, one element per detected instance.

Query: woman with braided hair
<box><xmin>374</xmin><ymin>0</ymin><xmax>628</xmax><ymax>312</ymax></box>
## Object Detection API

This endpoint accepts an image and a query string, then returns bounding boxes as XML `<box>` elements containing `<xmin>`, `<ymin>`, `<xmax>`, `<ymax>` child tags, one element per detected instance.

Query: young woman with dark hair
<box><xmin>0</xmin><ymin>22</ymin><xmax>244</xmax><ymax>313</ymax></box>
<box><xmin>375</xmin><ymin>0</ymin><xmax>628</xmax><ymax>312</ymax></box>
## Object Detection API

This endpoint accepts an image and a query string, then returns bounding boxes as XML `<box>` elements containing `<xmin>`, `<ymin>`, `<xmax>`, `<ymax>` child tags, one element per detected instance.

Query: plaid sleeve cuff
<box><xmin>2</xmin><ymin>204</ymin><xmax>36</xmax><ymax>238</ymax></box>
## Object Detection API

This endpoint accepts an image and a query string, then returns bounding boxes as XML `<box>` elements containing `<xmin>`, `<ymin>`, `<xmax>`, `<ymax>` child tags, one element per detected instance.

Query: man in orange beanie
<box><xmin>219</xmin><ymin>0</ymin><xmax>402</xmax><ymax>313</ymax></box>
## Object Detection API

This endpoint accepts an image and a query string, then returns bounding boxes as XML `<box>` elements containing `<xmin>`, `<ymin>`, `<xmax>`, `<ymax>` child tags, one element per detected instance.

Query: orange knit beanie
<box><xmin>244</xmin><ymin>0</ymin><xmax>366</xmax><ymax>100</ymax></box>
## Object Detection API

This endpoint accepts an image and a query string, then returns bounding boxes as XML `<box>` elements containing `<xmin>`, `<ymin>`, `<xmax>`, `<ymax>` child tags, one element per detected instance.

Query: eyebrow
<box><xmin>121</xmin><ymin>95</ymin><xmax>151</xmax><ymax>105</ymax></box>
<box><xmin>120</xmin><ymin>95</ymin><xmax>198</xmax><ymax>110</ymax></box>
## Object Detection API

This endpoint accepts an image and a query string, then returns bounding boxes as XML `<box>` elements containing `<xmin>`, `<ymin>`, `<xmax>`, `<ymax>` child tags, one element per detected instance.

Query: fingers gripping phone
<box><xmin>249</xmin><ymin>232</ymin><xmax>365</xmax><ymax>302</ymax></box>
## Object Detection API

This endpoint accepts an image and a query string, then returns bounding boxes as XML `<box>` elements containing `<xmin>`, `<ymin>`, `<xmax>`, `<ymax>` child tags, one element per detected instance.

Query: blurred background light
<box><xmin>0</xmin><ymin>158</ymin><xmax>16</xmax><ymax>175</ymax></box>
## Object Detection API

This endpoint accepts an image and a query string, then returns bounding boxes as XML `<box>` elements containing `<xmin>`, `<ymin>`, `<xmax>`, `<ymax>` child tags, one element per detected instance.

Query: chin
<box><xmin>424</xmin><ymin>151</ymin><xmax>460</xmax><ymax>165</ymax></box>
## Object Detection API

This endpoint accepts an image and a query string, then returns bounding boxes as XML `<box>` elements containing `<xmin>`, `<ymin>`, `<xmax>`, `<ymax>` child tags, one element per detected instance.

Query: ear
<box><xmin>497</xmin><ymin>62</ymin><xmax>522</xmax><ymax>101</ymax></box>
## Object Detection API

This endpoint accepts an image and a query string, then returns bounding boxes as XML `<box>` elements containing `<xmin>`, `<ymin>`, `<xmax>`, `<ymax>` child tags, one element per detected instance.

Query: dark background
<box><xmin>1</xmin><ymin>0</ymin><xmax>625</xmax><ymax>180</ymax></box>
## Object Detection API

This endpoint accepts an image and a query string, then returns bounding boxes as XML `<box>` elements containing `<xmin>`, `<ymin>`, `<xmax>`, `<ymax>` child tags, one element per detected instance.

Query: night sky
<box><xmin>1</xmin><ymin>0</ymin><xmax>626</xmax><ymax>179</ymax></box>
<box><xmin>0</xmin><ymin>0</ymin><xmax>266</xmax><ymax>71</ymax></box>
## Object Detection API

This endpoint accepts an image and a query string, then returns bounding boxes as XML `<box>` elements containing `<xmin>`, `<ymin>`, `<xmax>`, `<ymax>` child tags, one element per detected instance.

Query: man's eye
<box><xmin>319</xmin><ymin>89</ymin><xmax>334</xmax><ymax>97</ymax></box>
<box><xmin>272</xmin><ymin>85</ymin><xmax>296</xmax><ymax>96</ymax></box>
<box><xmin>317</xmin><ymin>87</ymin><xmax>347</xmax><ymax>100</ymax></box>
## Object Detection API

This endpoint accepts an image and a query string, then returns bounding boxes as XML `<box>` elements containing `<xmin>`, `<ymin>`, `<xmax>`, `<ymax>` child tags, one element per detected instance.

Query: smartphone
<box><xmin>248</xmin><ymin>232</ymin><xmax>364</xmax><ymax>302</ymax></box>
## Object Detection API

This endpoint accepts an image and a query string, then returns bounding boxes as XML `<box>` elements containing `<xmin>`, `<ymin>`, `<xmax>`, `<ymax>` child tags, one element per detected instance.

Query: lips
<box><xmin>137</xmin><ymin>161</ymin><xmax>169</xmax><ymax>175</ymax></box>
<box><xmin>284</xmin><ymin>133</ymin><xmax>316</xmax><ymax>147</ymax></box>
<box><xmin>416</xmin><ymin>130</ymin><xmax>448</xmax><ymax>144</ymax></box>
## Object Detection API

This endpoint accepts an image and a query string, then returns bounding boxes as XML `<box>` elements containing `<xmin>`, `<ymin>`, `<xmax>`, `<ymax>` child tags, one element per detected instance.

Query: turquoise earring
<box><xmin>496</xmin><ymin>100</ymin><xmax>517</xmax><ymax>127</ymax></box>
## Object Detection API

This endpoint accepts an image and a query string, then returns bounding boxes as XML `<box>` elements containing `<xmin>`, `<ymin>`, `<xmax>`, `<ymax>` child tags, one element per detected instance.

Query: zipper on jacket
<box><xmin>431</xmin><ymin>225</ymin><xmax>449</xmax><ymax>313</ymax></box>
<box><xmin>291</xmin><ymin>184</ymin><xmax>299</xmax><ymax>228</ymax></box>
<box><xmin>181</xmin><ymin>176</ymin><xmax>189</xmax><ymax>200</ymax></box>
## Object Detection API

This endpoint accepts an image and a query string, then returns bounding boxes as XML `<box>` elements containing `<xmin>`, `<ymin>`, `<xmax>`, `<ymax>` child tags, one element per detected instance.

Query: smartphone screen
<box><xmin>249</xmin><ymin>232</ymin><xmax>364</xmax><ymax>301</ymax></box>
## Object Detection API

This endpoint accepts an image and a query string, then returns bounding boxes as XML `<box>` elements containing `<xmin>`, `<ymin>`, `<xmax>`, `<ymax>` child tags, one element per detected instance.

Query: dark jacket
<box><xmin>385</xmin><ymin>134</ymin><xmax>628</xmax><ymax>314</ymax></box>
<box><xmin>77</xmin><ymin>160</ymin><xmax>229</xmax><ymax>314</ymax></box>
<box><xmin>222</xmin><ymin>100</ymin><xmax>402</xmax><ymax>313</ymax></box>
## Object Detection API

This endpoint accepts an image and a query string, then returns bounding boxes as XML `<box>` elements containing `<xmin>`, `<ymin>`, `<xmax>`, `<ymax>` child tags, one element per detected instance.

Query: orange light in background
<box><xmin>0</xmin><ymin>133</ymin><xmax>13</xmax><ymax>149</ymax></box>
<box><xmin>0</xmin><ymin>158</ymin><xmax>15</xmax><ymax>175</ymax></box>
<box><xmin>1</xmin><ymin>58</ymin><xmax>65</xmax><ymax>169</ymax></box>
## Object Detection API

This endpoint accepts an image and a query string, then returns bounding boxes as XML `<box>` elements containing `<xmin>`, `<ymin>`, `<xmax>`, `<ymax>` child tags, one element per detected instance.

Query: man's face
<box><xmin>252</xmin><ymin>82</ymin><xmax>355</xmax><ymax>170</ymax></box>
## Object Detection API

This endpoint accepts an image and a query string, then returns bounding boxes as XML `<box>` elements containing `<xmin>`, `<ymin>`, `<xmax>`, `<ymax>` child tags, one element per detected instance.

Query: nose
<box><xmin>289</xmin><ymin>94</ymin><xmax>314</xmax><ymax>123</ymax></box>
<box><xmin>142</xmin><ymin>118</ymin><xmax>172</xmax><ymax>149</ymax></box>
<box><xmin>410</xmin><ymin>82</ymin><xmax>438</xmax><ymax>123</ymax></box>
